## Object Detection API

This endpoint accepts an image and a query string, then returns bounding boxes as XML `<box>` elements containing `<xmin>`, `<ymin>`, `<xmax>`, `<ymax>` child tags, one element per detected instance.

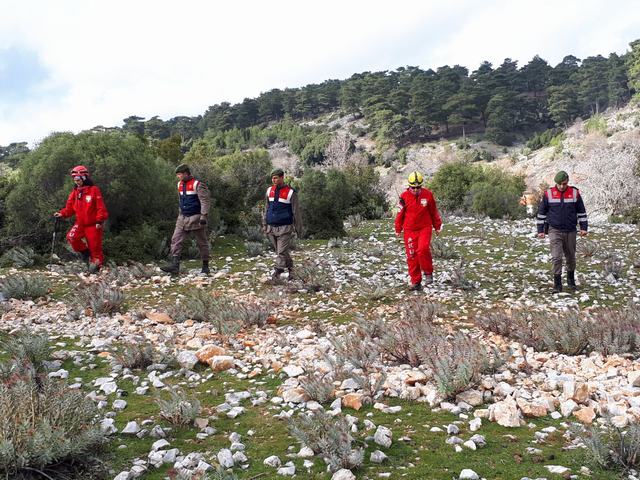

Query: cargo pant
<box><xmin>67</xmin><ymin>223</ymin><xmax>104</xmax><ymax>265</ymax></box>
<box><xmin>266</xmin><ymin>224</ymin><xmax>294</xmax><ymax>271</ymax></box>
<box><xmin>548</xmin><ymin>227</ymin><xmax>576</xmax><ymax>276</ymax></box>
<box><xmin>403</xmin><ymin>227</ymin><xmax>433</xmax><ymax>285</ymax></box>
<box><xmin>170</xmin><ymin>214</ymin><xmax>209</xmax><ymax>261</ymax></box>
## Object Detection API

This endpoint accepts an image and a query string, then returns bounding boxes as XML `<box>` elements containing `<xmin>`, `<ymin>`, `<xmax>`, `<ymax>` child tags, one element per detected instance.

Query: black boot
<box><xmin>160</xmin><ymin>256</ymin><xmax>180</xmax><ymax>274</ymax></box>
<box><xmin>271</xmin><ymin>267</ymin><xmax>284</xmax><ymax>280</ymax></box>
<box><xmin>201</xmin><ymin>260</ymin><xmax>210</xmax><ymax>275</ymax></box>
<box><xmin>80</xmin><ymin>249</ymin><xmax>90</xmax><ymax>266</ymax></box>
<box><xmin>409</xmin><ymin>282</ymin><xmax>423</xmax><ymax>292</ymax></box>
<box><xmin>287</xmin><ymin>268</ymin><xmax>294</xmax><ymax>281</ymax></box>
<box><xmin>553</xmin><ymin>274</ymin><xmax>562</xmax><ymax>293</ymax></box>
<box><xmin>567</xmin><ymin>271</ymin><xmax>577</xmax><ymax>291</ymax></box>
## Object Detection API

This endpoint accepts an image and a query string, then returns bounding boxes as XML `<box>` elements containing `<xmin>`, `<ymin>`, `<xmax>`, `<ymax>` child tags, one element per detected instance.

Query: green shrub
<box><xmin>114</xmin><ymin>342</ymin><xmax>156</xmax><ymax>370</ymax></box>
<box><xmin>289</xmin><ymin>410</ymin><xmax>363</xmax><ymax>472</ymax></box>
<box><xmin>429</xmin><ymin>162</ymin><xmax>486</xmax><ymax>211</ymax></box>
<box><xmin>577</xmin><ymin>417</ymin><xmax>640</xmax><ymax>471</ymax></box>
<box><xmin>157</xmin><ymin>386</ymin><xmax>201</xmax><ymax>426</ymax></box>
<box><xmin>0</xmin><ymin>331</ymin><xmax>50</xmax><ymax>373</ymax></box>
<box><xmin>468</xmin><ymin>180</ymin><xmax>525</xmax><ymax>219</ymax></box>
<box><xmin>430</xmin><ymin>162</ymin><xmax>525</xmax><ymax>218</ymax></box>
<box><xmin>300</xmin><ymin>132</ymin><xmax>331</xmax><ymax>165</ymax></box>
<box><xmin>0</xmin><ymin>274</ymin><xmax>50</xmax><ymax>300</ymax></box>
<box><xmin>72</xmin><ymin>282</ymin><xmax>124</xmax><ymax>315</ymax></box>
<box><xmin>184</xmin><ymin>148</ymin><xmax>271</xmax><ymax>231</ymax></box>
<box><xmin>526</xmin><ymin>128</ymin><xmax>564</xmax><ymax>150</ymax></box>
<box><xmin>585</xmin><ymin>113</ymin><xmax>608</xmax><ymax>135</ymax></box>
<box><xmin>0</xmin><ymin>247</ymin><xmax>40</xmax><ymax>268</ymax></box>
<box><xmin>4</xmin><ymin>131</ymin><xmax>176</xmax><ymax>258</ymax></box>
<box><xmin>0</xmin><ymin>365</ymin><xmax>107</xmax><ymax>478</ymax></box>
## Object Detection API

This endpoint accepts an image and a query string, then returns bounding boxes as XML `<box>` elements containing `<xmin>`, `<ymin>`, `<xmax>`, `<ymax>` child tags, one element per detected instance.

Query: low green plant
<box><xmin>157</xmin><ymin>386</ymin><xmax>201</xmax><ymax>426</ymax></box>
<box><xmin>0</xmin><ymin>274</ymin><xmax>50</xmax><ymax>300</ymax></box>
<box><xmin>0</xmin><ymin>331</ymin><xmax>50</xmax><ymax>373</ymax></box>
<box><xmin>0</xmin><ymin>246</ymin><xmax>40</xmax><ymax>268</ymax></box>
<box><xmin>114</xmin><ymin>342</ymin><xmax>156</xmax><ymax>370</ymax></box>
<box><xmin>72</xmin><ymin>282</ymin><xmax>124</xmax><ymax>315</ymax></box>
<box><xmin>0</xmin><ymin>365</ymin><xmax>107</xmax><ymax>478</ymax></box>
<box><xmin>289</xmin><ymin>410</ymin><xmax>363</xmax><ymax>473</ymax></box>
<box><xmin>245</xmin><ymin>241</ymin><xmax>265</xmax><ymax>256</ymax></box>
<box><xmin>577</xmin><ymin>416</ymin><xmax>640</xmax><ymax>471</ymax></box>
<box><xmin>585</xmin><ymin>113</ymin><xmax>608</xmax><ymax>135</ymax></box>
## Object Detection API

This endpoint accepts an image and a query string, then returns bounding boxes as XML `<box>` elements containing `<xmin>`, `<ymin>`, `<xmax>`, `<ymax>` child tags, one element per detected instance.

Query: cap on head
<box><xmin>175</xmin><ymin>164</ymin><xmax>191</xmax><ymax>174</ymax></box>
<box><xmin>408</xmin><ymin>171</ymin><xmax>423</xmax><ymax>187</ymax></box>
<box><xmin>70</xmin><ymin>165</ymin><xmax>89</xmax><ymax>177</ymax></box>
<box><xmin>554</xmin><ymin>171</ymin><xmax>569</xmax><ymax>184</ymax></box>
<box><xmin>270</xmin><ymin>168</ymin><xmax>285</xmax><ymax>177</ymax></box>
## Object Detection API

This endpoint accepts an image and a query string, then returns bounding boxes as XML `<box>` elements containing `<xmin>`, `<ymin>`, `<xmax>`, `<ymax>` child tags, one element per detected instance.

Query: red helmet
<box><xmin>70</xmin><ymin>165</ymin><xmax>89</xmax><ymax>177</ymax></box>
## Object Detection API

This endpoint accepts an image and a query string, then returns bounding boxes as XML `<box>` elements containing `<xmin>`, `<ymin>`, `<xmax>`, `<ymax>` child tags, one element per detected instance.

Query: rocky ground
<box><xmin>1</xmin><ymin>216</ymin><xmax>640</xmax><ymax>480</ymax></box>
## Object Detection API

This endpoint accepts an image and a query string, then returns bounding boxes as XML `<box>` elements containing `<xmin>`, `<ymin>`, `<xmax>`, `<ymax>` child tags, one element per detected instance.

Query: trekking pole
<box><xmin>51</xmin><ymin>216</ymin><xmax>60</xmax><ymax>260</ymax></box>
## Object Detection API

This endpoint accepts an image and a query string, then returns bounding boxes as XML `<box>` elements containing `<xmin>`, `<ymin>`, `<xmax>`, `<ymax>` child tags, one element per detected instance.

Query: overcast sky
<box><xmin>1</xmin><ymin>0</ymin><xmax>639</xmax><ymax>146</ymax></box>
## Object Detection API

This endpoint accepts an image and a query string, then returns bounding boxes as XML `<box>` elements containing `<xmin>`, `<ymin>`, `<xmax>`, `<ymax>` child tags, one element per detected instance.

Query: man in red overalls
<box><xmin>54</xmin><ymin>165</ymin><xmax>109</xmax><ymax>273</ymax></box>
<box><xmin>395</xmin><ymin>171</ymin><xmax>442</xmax><ymax>291</ymax></box>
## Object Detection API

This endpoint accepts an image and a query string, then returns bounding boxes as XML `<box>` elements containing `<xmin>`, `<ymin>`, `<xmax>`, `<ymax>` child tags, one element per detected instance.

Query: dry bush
<box><xmin>588</xmin><ymin>305</ymin><xmax>640</xmax><ymax>356</ymax></box>
<box><xmin>72</xmin><ymin>281</ymin><xmax>124</xmax><ymax>315</ymax></box>
<box><xmin>292</xmin><ymin>260</ymin><xmax>333</xmax><ymax>292</ymax></box>
<box><xmin>114</xmin><ymin>342</ymin><xmax>157</xmax><ymax>370</ymax></box>
<box><xmin>478</xmin><ymin>307</ymin><xmax>640</xmax><ymax>356</ymax></box>
<box><xmin>359</xmin><ymin>280</ymin><xmax>392</xmax><ymax>301</ymax></box>
<box><xmin>416</xmin><ymin>328</ymin><xmax>506</xmax><ymax>399</ymax></box>
<box><xmin>0</xmin><ymin>274</ymin><xmax>50</xmax><ymax>300</ymax></box>
<box><xmin>603</xmin><ymin>254</ymin><xmax>625</xmax><ymax>280</ymax></box>
<box><xmin>346</xmin><ymin>213</ymin><xmax>363</xmax><ymax>229</ymax></box>
<box><xmin>289</xmin><ymin>410</ymin><xmax>363</xmax><ymax>473</ymax></box>
<box><xmin>157</xmin><ymin>386</ymin><xmax>201</xmax><ymax>426</ymax></box>
<box><xmin>299</xmin><ymin>370</ymin><xmax>335</xmax><ymax>404</ymax></box>
<box><xmin>577</xmin><ymin>142</ymin><xmax>640</xmax><ymax>217</ymax></box>
<box><xmin>449</xmin><ymin>260</ymin><xmax>475</xmax><ymax>290</ymax></box>
<box><xmin>431</xmin><ymin>237</ymin><xmax>460</xmax><ymax>260</ymax></box>
<box><xmin>577</xmin><ymin>239</ymin><xmax>599</xmax><ymax>258</ymax></box>
<box><xmin>379</xmin><ymin>299</ymin><xmax>440</xmax><ymax>367</ymax></box>
<box><xmin>0</xmin><ymin>331</ymin><xmax>50</xmax><ymax>373</ymax></box>
<box><xmin>576</xmin><ymin>417</ymin><xmax>640</xmax><ymax>471</ymax></box>
<box><xmin>0</xmin><ymin>246</ymin><xmax>39</xmax><ymax>268</ymax></box>
<box><xmin>330</xmin><ymin>317</ymin><xmax>386</xmax><ymax>402</ymax></box>
<box><xmin>0</xmin><ymin>365</ymin><xmax>107</xmax><ymax>479</ymax></box>
<box><xmin>245</xmin><ymin>241</ymin><xmax>265</xmax><ymax>256</ymax></box>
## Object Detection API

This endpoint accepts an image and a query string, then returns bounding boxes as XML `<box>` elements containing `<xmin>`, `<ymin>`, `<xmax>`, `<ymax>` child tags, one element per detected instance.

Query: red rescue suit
<box><xmin>58</xmin><ymin>185</ymin><xmax>109</xmax><ymax>265</ymax></box>
<box><xmin>394</xmin><ymin>187</ymin><xmax>442</xmax><ymax>285</ymax></box>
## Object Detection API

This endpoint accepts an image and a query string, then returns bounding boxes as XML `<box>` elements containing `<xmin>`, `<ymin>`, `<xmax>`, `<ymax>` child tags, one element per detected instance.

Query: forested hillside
<box><xmin>1</xmin><ymin>40</ymin><xmax>639</xmax><ymax>260</ymax></box>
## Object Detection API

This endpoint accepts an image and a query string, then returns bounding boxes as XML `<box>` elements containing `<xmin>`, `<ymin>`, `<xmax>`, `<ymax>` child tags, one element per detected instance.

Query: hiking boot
<box><xmin>160</xmin><ymin>256</ymin><xmax>180</xmax><ymax>274</ymax></box>
<box><xmin>567</xmin><ymin>271</ymin><xmax>577</xmax><ymax>291</ymax></box>
<box><xmin>80</xmin><ymin>249</ymin><xmax>91</xmax><ymax>265</ymax></box>
<box><xmin>272</xmin><ymin>267</ymin><xmax>284</xmax><ymax>278</ymax></box>
<box><xmin>424</xmin><ymin>274</ymin><xmax>433</xmax><ymax>285</ymax></box>
<box><xmin>201</xmin><ymin>261</ymin><xmax>210</xmax><ymax>275</ymax></box>
<box><xmin>88</xmin><ymin>262</ymin><xmax>101</xmax><ymax>274</ymax></box>
<box><xmin>553</xmin><ymin>274</ymin><xmax>563</xmax><ymax>294</ymax></box>
<box><xmin>409</xmin><ymin>282</ymin><xmax>423</xmax><ymax>292</ymax></box>
<box><xmin>287</xmin><ymin>268</ymin><xmax>295</xmax><ymax>281</ymax></box>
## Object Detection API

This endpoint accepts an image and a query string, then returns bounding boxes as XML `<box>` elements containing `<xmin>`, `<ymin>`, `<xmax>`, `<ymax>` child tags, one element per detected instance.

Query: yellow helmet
<box><xmin>408</xmin><ymin>171</ymin><xmax>423</xmax><ymax>187</ymax></box>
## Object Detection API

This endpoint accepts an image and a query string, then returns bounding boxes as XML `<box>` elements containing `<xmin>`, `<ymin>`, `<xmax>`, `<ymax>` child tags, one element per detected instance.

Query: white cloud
<box><xmin>0</xmin><ymin>0</ymin><xmax>638</xmax><ymax>145</ymax></box>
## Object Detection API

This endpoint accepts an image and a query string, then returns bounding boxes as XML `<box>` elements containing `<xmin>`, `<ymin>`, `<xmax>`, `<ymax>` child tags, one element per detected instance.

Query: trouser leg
<box><xmin>404</xmin><ymin>231</ymin><xmax>422</xmax><ymax>285</ymax></box>
<box><xmin>416</xmin><ymin>228</ymin><xmax>433</xmax><ymax>275</ymax></box>
<box><xmin>276</xmin><ymin>231</ymin><xmax>293</xmax><ymax>270</ymax></box>
<box><xmin>193</xmin><ymin>227</ymin><xmax>210</xmax><ymax>261</ymax></box>
<box><xmin>66</xmin><ymin>224</ymin><xmax>88</xmax><ymax>253</ymax></box>
<box><xmin>169</xmin><ymin>223</ymin><xmax>186</xmax><ymax>258</ymax></box>
<box><xmin>549</xmin><ymin>228</ymin><xmax>564</xmax><ymax>276</ymax></box>
<box><xmin>84</xmin><ymin>224</ymin><xmax>104</xmax><ymax>265</ymax></box>
<box><xmin>564</xmin><ymin>230</ymin><xmax>577</xmax><ymax>273</ymax></box>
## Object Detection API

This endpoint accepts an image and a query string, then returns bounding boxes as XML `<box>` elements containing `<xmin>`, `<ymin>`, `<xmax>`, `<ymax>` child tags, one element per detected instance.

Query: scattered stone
<box><xmin>374</xmin><ymin>425</ymin><xmax>393</xmax><ymax>448</ymax></box>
